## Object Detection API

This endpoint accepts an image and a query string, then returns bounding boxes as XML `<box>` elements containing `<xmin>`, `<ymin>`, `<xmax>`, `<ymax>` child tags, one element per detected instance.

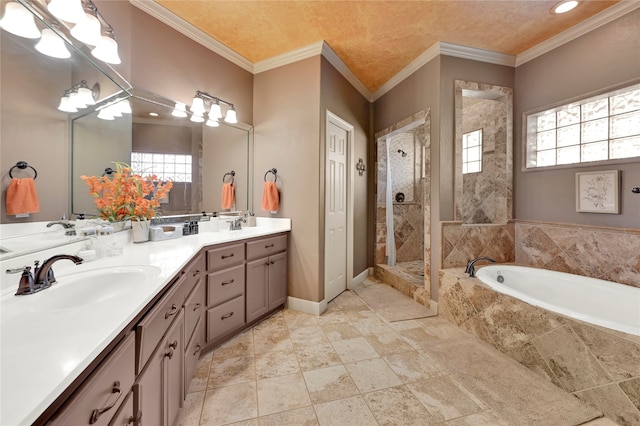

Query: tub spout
<box><xmin>465</xmin><ymin>257</ymin><xmax>496</xmax><ymax>278</ymax></box>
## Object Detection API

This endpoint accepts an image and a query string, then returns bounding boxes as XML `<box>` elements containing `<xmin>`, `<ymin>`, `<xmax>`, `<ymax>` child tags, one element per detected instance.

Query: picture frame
<box><xmin>576</xmin><ymin>170</ymin><xmax>620</xmax><ymax>214</ymax></box>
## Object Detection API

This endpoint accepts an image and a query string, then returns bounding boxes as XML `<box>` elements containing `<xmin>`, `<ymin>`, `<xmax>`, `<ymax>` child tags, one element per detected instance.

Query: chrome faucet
<box><xmin>229</xmin><ymin>217</ymin><xmax>246</xmax><ymax>231</ymax></box>
<box><xmin>7</xmin><ymin>254</ymin><xmax>84</xmax><ymax>295</ymax></box>
<box><xmin>46</xmin><ymin>221</ymin><xmax>76</xmax><ymax>236</ymax></box>
<box><xmin>464</xmin><ymin>256</ymin><xmax>496</xmax><ymax>278</ymax></box>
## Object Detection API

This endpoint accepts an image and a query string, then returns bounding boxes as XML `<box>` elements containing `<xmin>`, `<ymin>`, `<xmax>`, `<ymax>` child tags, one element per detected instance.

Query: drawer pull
<box><xmin>221</xmin><ymin>279</ymin><xmax>235</xmax><ymax>286</ymax></box>
<box><xmin>89</xmin><ymin>381</ymin><xmax>122</xmax><ymax>424</ymax></box>
<box><xmin>165</xmin><ymin>348</ymin><xmax>175</xmax><ymax>359</ymax></box>
<box><xmin>265</xmin><ymin>262</ymin><xmax>270</xmax><ymax>266</ymax></box>
<box><xmin>265</xmin><ymin>243</ymin><xmax>275</xmax><ymax>248</ymax></box>
<box><xmin>165</xmin><ymin>304</ymin><xmax>178</xmax><ymax>319</ymax></box>
<box><xmin>169</xmin><ymin>340</ymin><xmax>178</xmax><ymax>350</ymax></box>
<box><xmin>194</xmin><ymin>344</ymin><xmax>202</xmax><ymax>356</ymax></box>
<box><xmin>193</xmin><ymin>302</ymin><xmax>201</xmax><ymax>311</ymax></box>
<box><xmin>221</xmin><ymin>253</ymin><xmax>235</xmax><ymax>259</ymax></box>
<box><xmin>270</xmin><ymin>261</ymin><xmax>275</xmax><ymax>265</ymax></box>
<box><xmin>193</xmin><ymin>269</ymin><xmax>201</xmax><ymax>276</ymax></box>
<box><xmin>221</xmin><ymin>312</ymin><xmax>234</xmax><ymax>320</ymax></box>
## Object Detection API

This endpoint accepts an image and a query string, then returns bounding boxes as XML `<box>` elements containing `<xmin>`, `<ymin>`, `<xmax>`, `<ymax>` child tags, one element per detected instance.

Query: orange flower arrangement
<box><xmin>81</xmin><ymin>162</ymin><xmax>173</xmax><ymax>221</ymax></box>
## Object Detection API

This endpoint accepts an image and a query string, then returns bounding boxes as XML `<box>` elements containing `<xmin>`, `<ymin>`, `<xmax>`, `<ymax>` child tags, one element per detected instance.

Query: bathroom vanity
<box><xmin>0</xmin><ymin>219</ymin><xmax>290</xmax><ymax>426</ymax></box>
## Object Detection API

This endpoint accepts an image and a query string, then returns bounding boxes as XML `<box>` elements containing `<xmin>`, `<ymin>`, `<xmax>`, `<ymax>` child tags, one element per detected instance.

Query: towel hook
<box><xmin>9</xmin><ymin>161</ymin><xmax>37</xmax><ymax>179</ymax></box>
<box><xmin>223</xmin><ymin>171</ymin><xmax>235</xmax><ymax>184</ymax></box>
<box><xmin>264</xmin><ymin>168</ymin><xmax>278</xmax><ymax>182</ymax></box>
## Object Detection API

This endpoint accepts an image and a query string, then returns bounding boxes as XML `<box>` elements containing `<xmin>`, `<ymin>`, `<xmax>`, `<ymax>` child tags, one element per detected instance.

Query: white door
<box><xmin>325</xmin><ymin>119</ymin><xmax>349</xmax><ymax>301</ymax></box>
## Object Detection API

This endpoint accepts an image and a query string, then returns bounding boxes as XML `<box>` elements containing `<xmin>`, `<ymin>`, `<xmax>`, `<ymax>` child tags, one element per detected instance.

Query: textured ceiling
<box><xmin>156</xmin><ymin>0</ymin><xmax>619</xmax><ymax>92</ymax></box>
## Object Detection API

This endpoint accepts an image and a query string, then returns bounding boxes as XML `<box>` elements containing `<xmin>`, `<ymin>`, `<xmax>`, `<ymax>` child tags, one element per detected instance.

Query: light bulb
<box><xmin>190</xmin><ymin>97</ymin><xmax>205</xmax><ymax>115</ymax></box>
<box><xmin>206</xmin><ymin>118</ymin><xmax>219</xmax><ymax>127</ymax></box>
<box><xmin>0</xmin><ymin>2</ymin><xmax>41</xmax><ymax>39</ymax></box>
<box><xmin>209</xmin><ymin>102</ymin><xmax>222</xmax><ymax>120</ymax></box>
<box><xmin>91</xmin><ymin>34</ymin><xmax>121</xmax><ymax>65</ymax></box>
<box><xmin>172</xmin><ymin>102</ymin><xmax>187</xmax><ymax>118</ymax></box>
<box><xmin>35</xmin><ymin>28</ymin><xmax>71</xmax><ymax>59</ymax></box>
<box><xmin>553</xmin><ymin>0</ymin><xmax>579</xmax><ymax>14</ymax></box>
<box><xmin>190</xmin><ymin>114</ymin><xmax>204</xmax><ymax>123</ymax></box>
<box><xmin>47</xmin><ymin>0</ymin><xmax>86</xmax><ymax>24</ymax></box>
<box><xmin>76</xmin><ymin>87</ymin><xmax>95</xmax><ymax>106</ymax></box>
<box><xmin>224</xmin><ymin>108</ymin><xmax>237</xmax><ymax>124</ymax></box>
<box><xmin>57</xmin><ymin>95</ymin><xmax>78</xmax><ymax>113</ymax></box>
<box><xmin>97</xmin><ymin>108</ymin><xmax>114</xmax><ymax>120</ymax></box>
<box><xmin>70</xmin><ymin>13</ymin><xmax>102</xmax><ymax>46</ymax></box>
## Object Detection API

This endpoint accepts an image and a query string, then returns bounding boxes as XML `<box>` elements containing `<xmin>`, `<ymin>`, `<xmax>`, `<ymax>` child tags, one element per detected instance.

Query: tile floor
<box><xmin>178</xmin><ymin>282</ymin><xmax>618</xmax><ymax>426</ymax></box>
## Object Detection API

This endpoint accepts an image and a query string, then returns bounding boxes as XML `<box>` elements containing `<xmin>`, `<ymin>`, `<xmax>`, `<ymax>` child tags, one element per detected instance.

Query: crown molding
<box><xmin>320</xmin><ymin>43</ymin><xmax>372</xmax><ymax>101</ymax></box>
<box><xmin>253</xmin><ymin>41</ymin><xmax>323</xmax><ymax>74</ymax></box>
<box><xmin>129</xmin><ymin>0</ymin><xmax>253</xmax><ymax>72</ymax></box>
<box><xmin>440</xmin><ymin>42</ymin><xmax>516</xmax><ymax>67</ymax></box>
<box><xmin>515</xmin><ymin>1</ymin><xmax>640</xmax><ymax>66</ymax></box>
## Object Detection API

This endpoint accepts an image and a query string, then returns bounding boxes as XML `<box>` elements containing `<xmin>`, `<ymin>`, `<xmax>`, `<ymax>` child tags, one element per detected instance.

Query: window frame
<box><xmin>521</xmin><ymin>79</ymin><xmax>640</xmax><ymax>173</ymax></box>
<box><xmin>130</xmin><ymin>151</ymin><xmax>193</xmax><ymax>183</ymax></box>
<box><xmin>462</xmin><ymin>128</ymin><xmax>483</xmax><ymax>175</ymax></box>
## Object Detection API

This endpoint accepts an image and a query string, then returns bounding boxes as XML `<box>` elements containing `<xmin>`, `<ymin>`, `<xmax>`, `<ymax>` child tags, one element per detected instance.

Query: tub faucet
<box><xmin>46</xmin><ymin>221</ymin><xmax>76</xmax><ymax>236</ymax></box>
<box><xmin>465</xmin><ymin>256</ymin><xmax>496</xmax><ymax>278</ymax></box>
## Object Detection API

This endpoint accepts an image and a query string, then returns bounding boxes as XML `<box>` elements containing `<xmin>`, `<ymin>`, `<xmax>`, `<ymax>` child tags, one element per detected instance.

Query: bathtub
<box><xmin>476</xmin><ymin>265</ymin><xmax>640</xmax><ymax>336</ymax></box>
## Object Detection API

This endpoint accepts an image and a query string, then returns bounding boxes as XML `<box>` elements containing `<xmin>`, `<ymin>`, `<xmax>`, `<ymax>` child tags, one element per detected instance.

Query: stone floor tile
<box><xmin>256</xmin><ymin>372</ymin><xmax>312</xmax><ymax>416</ymax></box>
<box><xmin>258</xmin><ymin>406</ymin><xmax>319</xmax><ymax>426</ymax></box>
<box><xmin>289</xmin><ymin>325</ymin><xmax>331</xmax><ymax>347</ymax></box>
<box><xmin>294</xmin><ymin>340</ymin><xmax>343</xmax><ymax>371</ymax></box>
<box><xmin>351</xmin><ymin>316</ymin><xmax>395</xmax><ymax>336</ymax></box>
<box><xmin>187</xmin><ymin>351</ymin><xmax>212</xmax><ymax>393</ymax></box>
<box><xmin>384</xmin><ymin>350</ymin><xmax>445</xmax><ymax>383</ymax></box>
<box><xmin>200</xmin><ymin>382</ymin><xmax>257</xmax><ymax>425</ymax></box>
<box><xmin>211</xmin><ymin>330</ymin><xmax>254</xmax><ymax>360</ymax></box>
<box><xmin>398</xmin><ymin>327</ymin><xmax>440</xmax><ymax>350</ymax></box>
<box><xmin>253</xmin><ymin>327</ymin><xmax>293</xmax><ymax>355</ymax></box>
<box><xmin>321</xmin><ymin>322</ymin><xmax>362</xmax><ymax>341</ymax></box>
<box><xmin>331</xmin><ymin>336</ymin><xmax>380</xmax><ymax>363</ymax></box>
<box><xmin>303</xmin><ymin>365</ymin><xmax>359</xmax><ymax>404</ymax></box>
<box><xmin>314</xmin><ymin>396</ymin><xmax>378</xmax><ymax>426</ymax></box>
<box><xmin>208</xmin><ymin>355</ymin><xmax>255</xmax><ymax>388</ymax></box>
<box><xmin>387</xmin><ymin>319</ymin><xmax>424</xmax><ymax>331</ymax></box>
<box><xmin>255</xmin><ymin>350</ymin><xmax>300</xmax><ymax>379</ymax></box>
<box><xmin>407</xmin><ymin>375</ymin><xmax>484</xmax><ymax>420</ymax></box>
<box><xmin>365</xmin><ymin>331</ymin><xmax>414</xmax><ymax>356</ymax></box>
<box><xmin>345</xmin><ymin>357</ymin><xmax>403</xmax><ymax>393</ymax></box>
<box><xmin>177</xmin><ymin>390</ymin><xmax>205</xmax><ymax>426</ymax></box>
<box><xmin>283</xmin><ymin>309</ymin><xmax>319</xmax><ymax>329</ymax></box>
<box><xmin>444</xmin><ymin>410</ymin><xmax>510</xmax><ymax>425</ymax></box>
<box><xmin>363</xmin><ymin>385</ymin><xmax>443</xmax><ymax>425</ymax></box>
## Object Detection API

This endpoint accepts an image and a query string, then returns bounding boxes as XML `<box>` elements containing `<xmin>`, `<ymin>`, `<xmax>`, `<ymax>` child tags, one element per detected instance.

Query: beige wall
<box><xmin>514</xmin><ymin>9</ymin><xmax>640</xmax><ymax>228</ymax></box>
<box><xmin>253</xmin><ymin>57</ymin><xmax>322</xmax><ymax>302</ymax></box>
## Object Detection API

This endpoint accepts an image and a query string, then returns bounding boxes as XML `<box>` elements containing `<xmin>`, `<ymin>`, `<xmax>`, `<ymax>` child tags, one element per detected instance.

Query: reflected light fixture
<box><xmin>552</xmin><ymin>0</ymin><xmax>579</xmax><ymax>14</ymax></box>
<box><xmin>172</xmin><ymin>102</ymin><xmax>188</xmax><ymax>118</ymax></box>
<box><xmin>35</xmin><ymin>28</ymin><xmax>71</xmax><ymax>59</ymax></box>
<box><xmin>190</xmin><ymin>90</ymin><xmax>238</xmax><ymax>126</ymax></box>
<box><xmin>58</xmin><ymin>81</ymin><xmax>99</xmax><ymax>113</ymax></box>
<box><xmin>0</xmin><ymin>1</ymin><xmax>41</xmax><ymax>39</ymax></box>
<box><xmin>47</xmin><ymin>0</ymin><xmax>86</xmax><ymax>24</ymax></box>
<box><xmin>57</xmin><ymin>94</ymin><xmax>78</xmax><ymax>113</ymax></box>
<box><xmin>97</xmin><ymin>107</ymin><xmax>114</xmax><ymax>120</ymax></box>
<box><xmin>91</xmin><ymin>28</ymin><xmax>121</xmax><ymax>64</ymax></box>
<box><xmin>70</xmin><ymin>11</ymin><xmax>102</xmax><ymax>46</ymax></box>
<box><xmin>190</xmin><ymin>114</ymin><xmax>205</xmax><ymax>123</ymax></box>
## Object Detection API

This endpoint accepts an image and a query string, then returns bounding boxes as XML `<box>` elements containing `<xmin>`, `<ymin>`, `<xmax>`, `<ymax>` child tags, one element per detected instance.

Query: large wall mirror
<box><xmin>72</xmin><ymin>89</ymin><xmax>254</xmax><ymax>218</ymax></box>
<box><xmin>454</xmin><ymin>80</ymin><xmax>513</xmax><ymax>225</ymax></box>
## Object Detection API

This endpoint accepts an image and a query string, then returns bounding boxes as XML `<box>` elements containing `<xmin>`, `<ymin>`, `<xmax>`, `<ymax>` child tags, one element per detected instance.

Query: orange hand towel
<box><xmin>261</xmin><ymin>181</ymin><xmax>279</xmax><ymax>212</ymax></box>
<box><xmin>221</xmin><ymin>182</ymin><xmax>235</xmax><ymax>210</ymax></box>
<box><xmin>6</xmin><ymin>178</ymin><xmax>40</xmax><ymax>215</ymax></box>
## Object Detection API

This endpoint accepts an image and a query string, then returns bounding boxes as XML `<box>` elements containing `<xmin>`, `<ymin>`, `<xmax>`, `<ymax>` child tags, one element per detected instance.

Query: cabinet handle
<box><xmin>169</xmin><ymin>340</ymin><xmax>178</xmax><ymax>350</ymax></box>
<box><xmin>194</xmin><ymin>344</ymin><xmax>202</xmax><ymax>356</ymax></box>
<box><xmin>89</xmin><ymin>381</ymin><xmax>122</xmax><ymax>424</ymax></box>
<box><xmin>265</xmin><ymin>243</ymin><xmax>274</xmax><ymax>248</ymax></box>
<box><xmin>127</xmin><ymin>410</ymin><xmax>142</xmax><ymax>426</ymax></box>
<box><xmin>193</xmin><ymin>303</ymin><xmax>201</xmax><ymax>311</ymax></box>
<box><xmin>165</xmin><ymin>348</ymin><xmax>175</xmax><ymax>359</ymax></box>
<box><xmin>265</xmin><ymin>262</ymin><xmax>270</xmax><ymax>266</ymax></box>
<box><xmin>193</xmin><ymin>269</ymin><xmax>201</xmax><ymax>276</ymax></box>
<box><xmin>221</xmin><ymin>253</ymin><xmax>235</xmax><ymax>259</ymax></box>
<box><xmin>221</xmin><ymin>312</ymin><xmax>234</xmax><ymax>320</ymax></box>
<box><xmin>165</xmin><ymin>304</ymin><xmax>178</xmax><ymax>319</ymax></box>
<box><xmin>221</xmin><ymin>279</ymin><xmax>235</xmax><ymax>286</ymax></box>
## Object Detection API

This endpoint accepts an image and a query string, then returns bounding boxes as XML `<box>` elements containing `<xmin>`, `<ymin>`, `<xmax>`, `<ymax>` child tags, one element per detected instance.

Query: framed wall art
<box><xmin>576</xmin><ymin>170</ymin><xmax>620</xmax><ymax>214</ymax></box>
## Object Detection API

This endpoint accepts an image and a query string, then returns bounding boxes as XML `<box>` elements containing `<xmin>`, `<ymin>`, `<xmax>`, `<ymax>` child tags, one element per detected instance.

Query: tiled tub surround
<box><xmin>441</xmin><ymin>221</ymin><xmax>515</xmax><ymax>269</ymax></box>
<box><xmin>439</xmin><ymin>268</ymin><xmax>640</xmax><ymax>425</ymax></box>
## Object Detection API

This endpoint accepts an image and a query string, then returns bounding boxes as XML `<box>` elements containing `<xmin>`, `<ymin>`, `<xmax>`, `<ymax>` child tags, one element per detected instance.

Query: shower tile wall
<box><xmin>441</xmin><ymin>222</ymin><xmax>515</xmax><ymax>268</ymax></box>
<box><xmin>516</xmin><ymin>221</ymin><xmax>640</xmax><ymax>288</ymax></box>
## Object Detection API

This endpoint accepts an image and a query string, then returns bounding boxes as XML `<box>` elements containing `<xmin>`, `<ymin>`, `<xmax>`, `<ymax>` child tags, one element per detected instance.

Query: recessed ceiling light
<box><xmin>149</xmin><ymin>112</ymin><xmax>159</xmax><ymax>117</ymax></box>
<box><xmin>552</xmin><ymin>0</ymin><xmax>579</xmax><ymax>14</ymax></box>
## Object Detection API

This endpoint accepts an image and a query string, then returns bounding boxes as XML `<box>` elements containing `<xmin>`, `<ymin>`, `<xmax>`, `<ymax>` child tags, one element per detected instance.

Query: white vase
<box><xmin>131</xmin><ymin>220</ymin><xmax>150</xmax><ymax>243</ymax></box>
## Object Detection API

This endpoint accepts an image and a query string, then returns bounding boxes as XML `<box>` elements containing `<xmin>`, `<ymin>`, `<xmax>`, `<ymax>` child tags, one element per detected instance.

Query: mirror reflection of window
<box><xmin>462</xmin><ymin>129</ymin><xmax>483</xmax><ymax>174</ymax></box>
<box><xmin>131</xmin><ymin>152</ymin><xmax>193</xmax><ymax>182</ymax></box>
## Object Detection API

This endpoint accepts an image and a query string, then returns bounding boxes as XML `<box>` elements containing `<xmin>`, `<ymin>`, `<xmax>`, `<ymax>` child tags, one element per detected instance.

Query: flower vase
<box><xmin>132</xmin><ymin>220</ymin><xmax>150</xmax><ymax>243</ymax></box>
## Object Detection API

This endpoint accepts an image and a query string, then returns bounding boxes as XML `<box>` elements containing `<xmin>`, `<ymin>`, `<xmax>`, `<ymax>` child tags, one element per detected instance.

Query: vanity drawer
<box><xmin>206</xmin><ymin>295</ymin><xmax>245</xmax><ymax>342</ymax></box>
<box><xmin>49</xmin><ymin>333</ymin><xmax>135</xmax><ymax>426</ymax></box>
<box><xmin>206</xmin><ymin>243</ymin><xmax>245</xmax><ymax>271</ymax></box>
<box><xmin>135</xmin><ymin>279</ymin><xmax>184</xmax><ymax>374</ymax></box>
<box><xmin>246</xmin><ymin>234</ymin><xmax>287</xmax><ymax>260</ymax></box>
<box><xmin>183</xmin><ymin>253</ymin><xmax>205</xmax><ymax>299</ymax></box>
<box><xmin>207</xmin><ymin>264</ymin><xmax>245</xmax><ymax>307</ymax></box>
<box><xmin>184</xmin><ymin>279</ymin><xmax>205</xmax><ymax>344</ymax></box>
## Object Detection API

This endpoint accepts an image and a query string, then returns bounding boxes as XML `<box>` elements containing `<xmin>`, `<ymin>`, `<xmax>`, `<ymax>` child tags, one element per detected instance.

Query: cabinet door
<box><xmin>184</xmin><ymin>319</ymin><xmax>203</xmax><ymax>399</ymax></box>
<box><xmin>135</xmin><ymin>344</ymin><xmax>163</xmax><ymax>426</ymax></box>
<box><xmin>246</xmin><ymin>257</ymin><xmax>269</xmax><ymax>323</ymax></box>
<box><xmin>108</xmin><ymin>391</ymin><xmax>135</xmax><ymax>426</ymax></box>
<box><xmin>164</xmin><ymin>310</ymin><xmax>185</xmax><ymax>426</ymax></box>
<box><xmin>268</xmin><ymin>251</ymin><xmax>288</xmax><ymax>309</ymax></box>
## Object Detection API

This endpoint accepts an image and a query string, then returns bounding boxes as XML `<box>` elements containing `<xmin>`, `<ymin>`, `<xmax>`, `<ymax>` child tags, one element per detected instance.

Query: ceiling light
<box><xmin>224</xmin><ymin>107</ymin><xmax>237</xmax><ymax>124</ymax></box>
<box><xmin>149</xmin><ymin>112</ymin><xmax>159</xmax><ymax>117</ymax></box>
<box><xmin>47</xmin><ymin>0</ymin><xmax>86</xmax><ymax>24</ymax></box>
<box><xmin>0</xmin><ymin>1</ymin><xmax>41</xmax><ymax>39</ymax></box>
<box><xmin>35</xmin><ymin>28</ymin><xmax>71</xmax><ymax>59</ymax></box>
<box><xmin>70</xmin><ymin>12</ymin><xmax>102</xmax><ymax>46</ymax></box>
<box><xmin>172</xmin><ymin>102</ymin><xmax>188</xmax><ymax>118</ymax></box>
<box><xmin>552</xmin><ymin>1</ymin><xmax>579</xmax><ymax>14</ymax></box>
<box><xmin>91</xmin><ymin>32</ymin><xmax>121</xmax><ymax>64</ymax></box>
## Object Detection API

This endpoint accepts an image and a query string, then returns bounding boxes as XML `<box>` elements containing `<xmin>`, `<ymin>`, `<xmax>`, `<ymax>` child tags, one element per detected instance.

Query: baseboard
<box><xmin>287</xmin><ymin>296</ymin><xmax>328</xmax><ymax>316</ymax></box>
<box><xmin>349</xmin><ymin>268</ymin><xmax>371</xmax><ymax>290</ymax></box>
<box><xmin>429</xmin><ymin>300</ymin><xmax>438</xmax><ymax>313</ymax></box>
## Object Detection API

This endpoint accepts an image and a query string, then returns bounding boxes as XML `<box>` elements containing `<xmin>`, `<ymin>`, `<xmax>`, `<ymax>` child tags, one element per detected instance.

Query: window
<box><xmin>131</xmin><ymin>152</ymin><xmax>192</xmax><ymax>182</ymax></box>
<box><xmin>462</xmin><ymin>129</ymin><xmax>483</xmax><ymax>174</ymax></box>
<box><xmin>525</xmin><ymin>84</ymin><xmax>640</xmax><ymax>169</ymax></box>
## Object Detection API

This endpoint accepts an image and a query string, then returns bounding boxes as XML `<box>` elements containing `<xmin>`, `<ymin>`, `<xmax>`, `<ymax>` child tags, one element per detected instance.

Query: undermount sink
<box><xmin>1</xmin><ymin>266</ymin><xmax>162</xmax><ymax>315</ymax></box>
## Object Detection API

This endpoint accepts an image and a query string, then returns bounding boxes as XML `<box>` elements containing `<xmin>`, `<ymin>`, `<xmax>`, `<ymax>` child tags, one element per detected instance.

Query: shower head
<box><xmin>397</xmin><ymin>149</ymin><xmax>407</xmax><ymax>157</ymax></box>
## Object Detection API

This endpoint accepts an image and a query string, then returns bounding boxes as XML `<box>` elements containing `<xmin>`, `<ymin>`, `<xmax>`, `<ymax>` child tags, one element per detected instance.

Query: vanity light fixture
<box><xmin>91</xmin><ymin>27</ymin><xmax>121</xmax><ymax>64</ymax></box>
<box><xmin>171</xmin><ymin>102</ymin><xmax>188</xmax><ymax>118</ymax></box>
<box><xmin>206</xmin><ymin>117</ymin><xmax>220</xmax><ymax>127</ymax></box>
<box><xmin>552</xmin><ymin>0</ymin><xmax>579</xmax><ymax>14</ymax></box>
<box><xmin>190</xmin><ymin>114</ymin><xmax>205</xmax><ymax>123</ymax></box>
<box><xmin>0</xmin><ymin>1</ymin><xmax>41</xmax><ymax>39</ymax></box>
<box><xmin>57</xmin><ymin>80</ymin><xmax>99</xmax><ymax>113</ymax></box>
<box><xmin>70</xmin><ymin>9</ymin><xmax>102</xmax><ymax>46</ymax></box>
<box><xmin>190</xmin><ymin>91</ymin><xmax>237</xmax><ymax>125</ymax></box>
<box><xmin>35</xmin><ymin>27</ymin><xmax>71</xmax><ymax>58</ymax></box>
<box><xmin>47</xmin><ymin>0</ymin><xmax>86</xmax><ymax>24</ymax></box>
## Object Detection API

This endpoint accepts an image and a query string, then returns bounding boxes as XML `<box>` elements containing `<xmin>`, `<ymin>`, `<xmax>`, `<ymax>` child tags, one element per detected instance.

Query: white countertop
<box><xmin>0</xmin><ymin>218</ymin><xmax>291</xmax><ymax>426</ymax></box>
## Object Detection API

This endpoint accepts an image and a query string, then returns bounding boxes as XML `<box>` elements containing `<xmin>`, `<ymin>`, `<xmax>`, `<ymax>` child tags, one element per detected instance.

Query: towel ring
<box><xmin>264</xmin><ymin>168</ymin><xmax>278</xmax><ymax>182</ymax></box>
<box><xmin>102</xmin><ymin>167</ymin><xmax>115</xmax><ymax>177</ymax></box>
<box><xmin>9</xmin><ymin>161</ymin><xmax>37</xmax><ymax>179</ymax></box>
<box><xmin>223</xmin><ymin>171</ymin><xmax>235</xmax><ymax>184</ymax></box>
